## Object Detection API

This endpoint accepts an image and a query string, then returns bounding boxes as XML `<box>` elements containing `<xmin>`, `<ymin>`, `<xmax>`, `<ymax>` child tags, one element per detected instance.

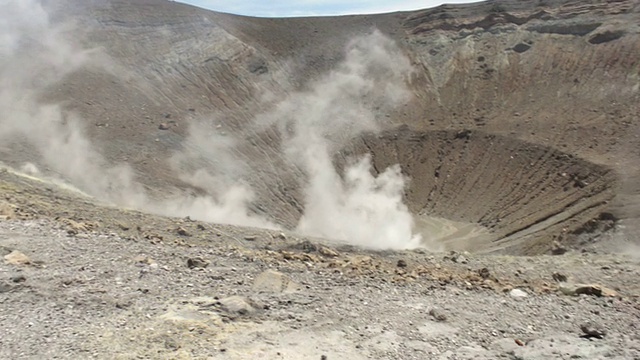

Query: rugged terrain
<box><xmin>1</xmin><ymin>165</ymin><xmax>640</xmax><ymax>359</ymax></box>
<box><xmin>3</xmin><ymin>0</ymin><xmax>639</xmax><ymax>253</ymax></box>
<box><xmin>1</xmin><ymin>0</ymin><xmax>640</xmax><ymax>358</ymax></box>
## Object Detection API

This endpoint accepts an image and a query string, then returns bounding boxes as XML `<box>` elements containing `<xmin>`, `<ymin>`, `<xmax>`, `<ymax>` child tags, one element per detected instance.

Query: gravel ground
<box><xmin>2</xmin><ymin>209</ymin><xmax>639</xmax><ymax>359</ymax></box>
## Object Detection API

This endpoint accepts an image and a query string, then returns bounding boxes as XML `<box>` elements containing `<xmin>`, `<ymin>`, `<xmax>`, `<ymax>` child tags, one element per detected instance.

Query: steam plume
<box><xmin>257</xmin><ymin>31</ymin><xmax>422</xmax><ymax>249</ymax></box>
<box><xmin>1</xmin><ymin>1</ymin><xmax>422</xmax><ymax>249</ymax></box>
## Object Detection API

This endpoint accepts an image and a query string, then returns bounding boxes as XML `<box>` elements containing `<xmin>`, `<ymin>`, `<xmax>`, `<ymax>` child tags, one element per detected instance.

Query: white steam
<box><xmin>0</xmin><ymin>0</ymin><xmax>275</xmax><ymax>228</ymax></box>
<box><xmin>164</xmin><ymin>124</ymin><xmax>278</xmax><ymax>229</ymax></box>
<box><xmin>1</xmin><ymin>1</ymin><xmax>422</xmax><ymax>250</ymax></box>
<box><xmin>298</xmin><ymin>155</ymin><xmax>421</xmax><ymax>249</ymax></box>
<box><xmin>0</xmin><ymin>0</ymin><xmax>147</xmax><ymax>208</ymax></box>
<box><xmin>256</xmin><ymin>31</ymin><xmax>422</xmax><ymax>249</ymax></box>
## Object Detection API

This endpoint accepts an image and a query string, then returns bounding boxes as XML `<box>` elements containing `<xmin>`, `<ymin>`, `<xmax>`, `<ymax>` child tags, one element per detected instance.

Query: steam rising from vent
<box><xmin>0</xmin><ymin>0</ymin><xmax>275</xmax><ymax>228</ymax></box>
<box><xmin>255</xmin><ymin>31</ymin><xmax>422</xmax><ymax>249</ymax></box>
<box><xmin>1</xmin><ymin>1</ymin><xmax>422</xmax><ymax>249</ymax></box>
<box><xmin>298</xmin><ymin>155</ymin><xmax>421</xmax><ymax>249</ymax></box>
<box><xmin>0</xmin><ymin>0</ymin><xmax>147</xmax><ymax>208</ymax></box>
<box><xmin>165</xmin><ymin>127</ymin><xmax>278</xmax><ymax>229</ymax></box>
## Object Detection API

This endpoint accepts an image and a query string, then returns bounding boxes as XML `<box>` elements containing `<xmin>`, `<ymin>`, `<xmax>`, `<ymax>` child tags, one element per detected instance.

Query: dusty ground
<box><xmin>2</xmin><ymin>0</ymin><xmax>640</xmax><ymax>359</ymax></box>
<box><xmin>1</xmin><ymin>163</ymin><xmax>640</xmax><ymax>359</ymax></box>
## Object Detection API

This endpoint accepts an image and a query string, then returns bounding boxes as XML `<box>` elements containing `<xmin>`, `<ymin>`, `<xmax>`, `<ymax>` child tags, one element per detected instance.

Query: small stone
<box><xmin>115</xmin><ymin>300</ymin><xmax>132</xmax><ymax>309</ymax></box>
<box><xmin>478</xmin><ymin>267</ymin><xmax>491</xmax><ymax>279</ymax></box>
<box><xmin>159</xmin><ymin>123</ymin><xmax>170</xmax><ymax>130</ymax></box>
<box><xmin>299</xmin><ymin>240</ymin><xmax>318</xmax><ymax>253</ymax></box>
<box><xmin>176</xmin><ymin>227</ymin><xmax>191</xmax><ymax>236</ymax></box>
<box><xmin>318</xmin><ymin>246</ymin><xmax>339</xmax><ymax>257</ymax></box>
<box><xmin>10</xmin><ymin>274</ymin><xmax>26</xmax><ymax>283</ymax></box>
<box><xmin>510</xmin><ymin>289</ymin><xmax>528</xmax><ymax>298</ymax></box>
<box><xmin>4</xmin><ymin>250</ymin><xmax>31</xmax><ymax>265</ymax></box>
<box><xmin>552</xmin><ymin>272</ymin><xmax>568</xmax><ymax>283</ymax></box>
<box><xmin>551</xmin><ymin>241</ymin><xmax>568</xmax><ymax>255</ymax></box>
<box><xmin>187</xmin><ymin>257</ymin><xmax>210</xmax><ymax>269</ymax></box>
<box><xmin>512</xmin><ymin>43</ymin><xmax>531</xmax><ymax>53</ymax></box>
<box><xmin>217</xmin><ymin>296</ymin><xmax>259</xmax><ymax>317</ymax></box>
<box><xmin>397</xmin><ymin>259</ymin><xmax>408</xmax><ymax>268</ymax></box>
<box><xmin>164</xmin><ymin>337</ymin><xmax>180</xmax><ymax>351</ymax></box>
<box><xmin>559</xmin><ymin>284</ymin><xmax>617</xmax><ymax>297</ymax></box>
<box><xmin>0</xmin><ymin>246</ymin><xmax>12</xmax><ymax>257</ymax></box>
<box><xmin>0</xmin><ymin>202</ymin><xmax>16</xmax><ymax>220</ymax></box>
<box><xmin>252</xmin><ymin>269</ymin><xmax>300</xmax><ymax>294</ymax></box>
<box><xmin>118</xmin><ymin>223</ymin><xmax>130</xmax><ymax>231</ymax></box>
<box><xmin>445</xmin><ymin>251</ymin><xmax>468</xmax><ymax>263</ymax></box>
<box><xmin>428</xmin><ymin>308</ymin><xmax>447</xmax><ymax>322</ymax></box>
<box><xmin>244</xmin><ymin>235</ymin><xmax>257</xmax><ymax>241</ymax></box>
<box><xmin>515</xmin><ymin>339</ymin><xmax>525</xmax><ymax>346</ymax></box>
<box><xmin>0</xmin><ymin>281</ymin><xmax>12</xmax><ymax>293</ymax></box>
<box><xmin>580</xmin><ymin>322</ymin><xmax>606</xmax><ymax>339</ymax></box>
<box><xmin>133</xmin><ymin>255</ymin><xmax>156</xmax><ymax>267</ymax></box>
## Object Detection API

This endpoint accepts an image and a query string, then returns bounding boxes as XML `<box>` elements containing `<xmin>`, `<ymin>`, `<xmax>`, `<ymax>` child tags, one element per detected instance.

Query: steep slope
<box><xmin>1</xmin><ymin>0</ymin><xmax>638</xmax><ymax>254</ymax></box>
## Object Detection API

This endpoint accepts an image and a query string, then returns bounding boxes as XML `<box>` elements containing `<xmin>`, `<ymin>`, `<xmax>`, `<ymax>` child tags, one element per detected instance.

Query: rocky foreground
<box><xmin>1</xmin><ymin>169</ymin><xmax>639</xmax><ymax>360</ymax></box>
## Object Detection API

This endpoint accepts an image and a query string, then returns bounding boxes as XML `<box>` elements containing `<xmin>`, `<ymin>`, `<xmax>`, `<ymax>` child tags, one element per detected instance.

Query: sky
<box><xmin>177</xmin><ymin>0</ymin><xmax>481</xmax><ymax>18</ymax></box>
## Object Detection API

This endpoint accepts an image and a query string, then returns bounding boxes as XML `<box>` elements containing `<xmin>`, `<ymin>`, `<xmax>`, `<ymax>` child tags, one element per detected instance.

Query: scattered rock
<box><xmin>513</xmin><ymin>43</ymin><xmax>531</xmax><ymax>53</ymax></box>
<box><xmin>0</xmin><ymin>201</ymin><xmax>16</xmax><ymax>220</ymax></box>
<box><xmin>515</xmin><ymin>339</ymin><xmax>525</xmax><ymax>346</ymax></box>
<box><xmin>163</xmin><ymin>336</ymin><xmax>180</xmax><ymax>351</ymax></box>
<box><xmin>118</xmin><ymin>223</ymin><xmax>130</xmax><ymax>231</ymax></box>
<box><xmin>62</xmin><ymin>219</ymin><xmax>97</xmax><ymax>235</ymax></box>
<box><xmin>552</xmin><ymin>272</ymin><xmax>568</xmax><ymax>283</ymax></box>
<box><xmin>445</xmin><ymin>251</ymin><xmax>468</xmax><ymax>264</ymax></box>
<box><xmin>318</xmin><ymin>246</ymin><xmax>339</xmax><ymax>257</ymax></box>
<box><xmin>588</xmin><ymin>30</ymin><xmax>625</xmax><ymax>45</ymax></box>
<box><xmin>10</xmin><ymin>274</ymin><xmax>26</xmax><ymax>283</ymax></box>
<box><xmin>428</xmin><ymin>308</ymin><xmax>448</xmax><ymax>322</ymax></box>
<box><xmin>275</xmin><ymin>232</ymin><xmax>287</xmax><ymax>240</ymax></box>
<box><xmin>115</xmin><ymin>300</ymin><xmax>132</xmax><ymax>309</ymax></box>
<box><xmin>580</xmin><ymin>322</ymin><xmax>607</xmax><ymax>339</ymax></box>
<box><xmin>187</xmin><ymin>257</ymin><xmax>210</xmax><ymax>269</ymax></box>
<box><xmin>295</xmin><ymin>240</ymin><xmax>318</xmax><ymax>253</ymax></box>
<box><xmin>559</xmin><ymin>284</ymin><xmax>617</xmax><ymax>297</ymax></box>
<box><xmin>478</xmin><ymin>267</ymin><xmax>491</xmax><ymax>279</ymax></box>
<box><xmin>247</xmin><ymin>58</ymin><xmax>268</xmax><ymax>75</ymax></box>
<box><xmin>176</xmin><ymin>227</ymin><xmax>191</xmax><ymax>236</ymax></box>
<box><xmin>280</xmin><ymin>250</ymin><xmax>320</xmax><ymax>263</ymax></box>
<box><xmin>244</xmin><ymin>235</ymin><xmax>257</xmax><ymax>241</ymax></box>
<box><xmin>551</xmin><ymin>241</ymin><xmax>568</xmax><ymax>255</ymax></box>
<box><xmin>134</xmin><ymin>255</ymin><xmax>157</xmax><ymax>267</ymax></box>
<box><xmin>158</xmin><ymin>123</ymin><xmax>170</xmax><ymax>130</ymax></box>
<box><xmin>0</xmin><ymin>281</ymin><xmax>12</xmax><ymax>293</ymax></box>
<box><xmin>0</xmin><ymin>246</ymin><xmax>12</xmax><ymax>257</ymax></box>
<box><xmin>4</xmin><ymin>250</ymin><xmax>31</xmax><ymax>266</ymax></box>
<box><xmin>217</xmin><ymin>296</ymin><xmax>259</xmax><ymax>317</ymax></box>
<box><xmin>252</xmin><ymin>269</ymin><xmax>300</xmax><ymax>294</ymax></box>
<box><xmin>510</xmin><ymin>289</ymin><xmax>528</xmax><ymax>298</ymax></box>
<box><xmin>345</xmin><ymin>255</ymin><xmax>374</xmax><ymax>269</ymax></box>
<box><xmin>397</xmin><ymin>259</ymin><xmax>408</xmax><ymax>268</ymax></box>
